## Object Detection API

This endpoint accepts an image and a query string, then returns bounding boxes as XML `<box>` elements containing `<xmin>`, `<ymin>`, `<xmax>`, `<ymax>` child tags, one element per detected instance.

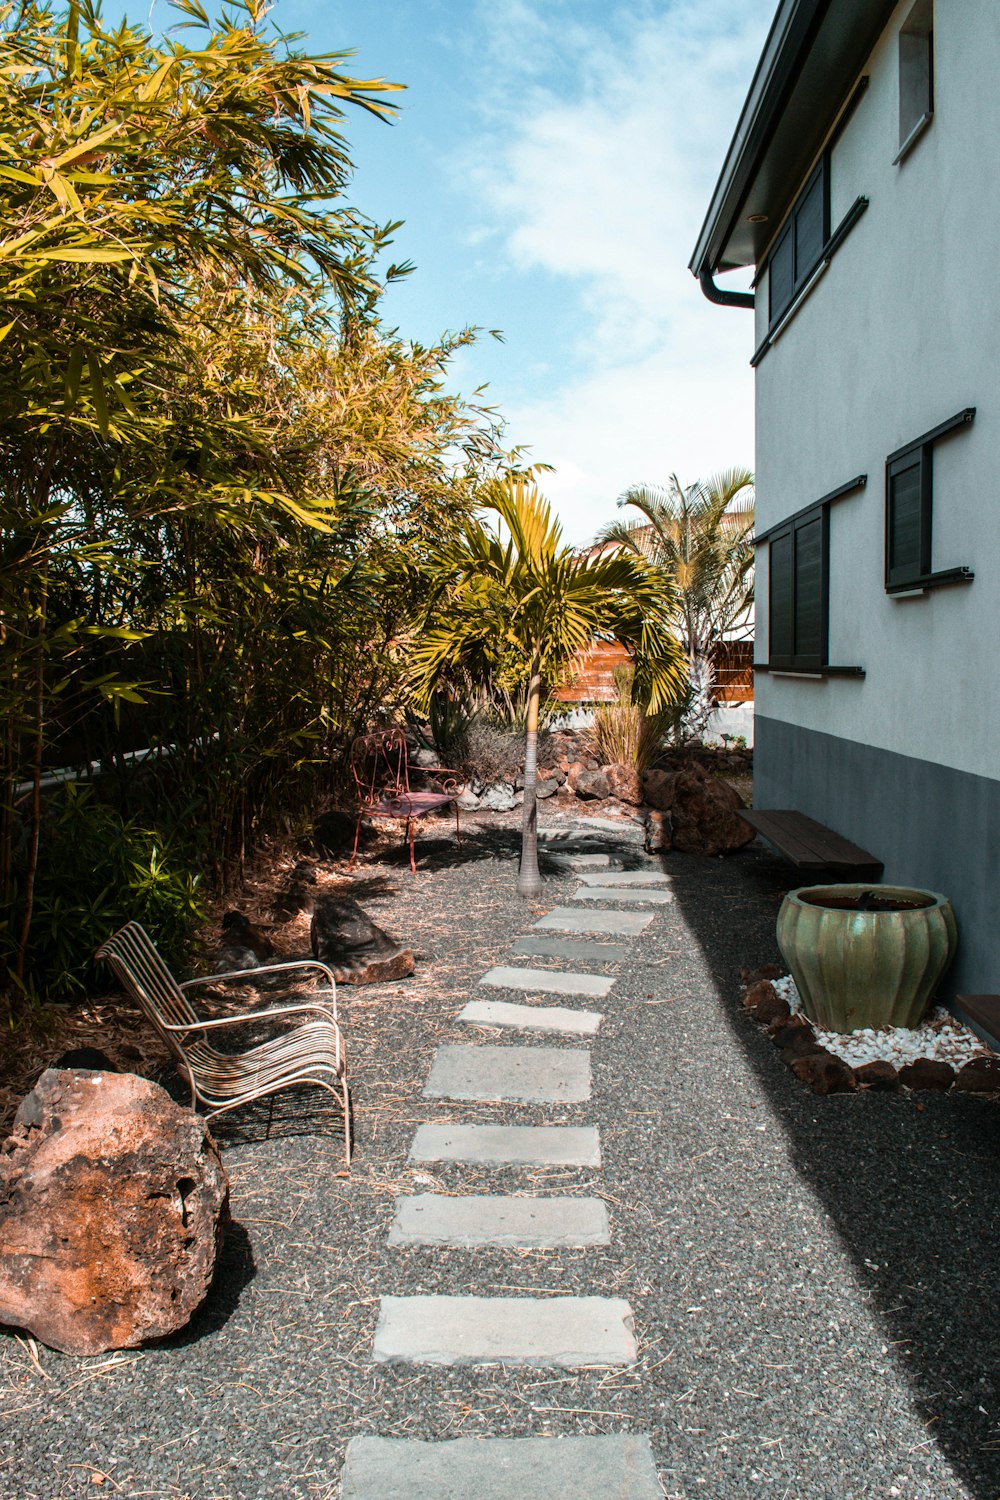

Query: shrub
<box><xmin>587</xmin><ymin>664</ymin><xmax>684</xmax><ymax>772</ymax></box>
<box><xmin>3</xmin><ymin>785</ymin><xmax>205</xmax><ymax>1002</ymax></box>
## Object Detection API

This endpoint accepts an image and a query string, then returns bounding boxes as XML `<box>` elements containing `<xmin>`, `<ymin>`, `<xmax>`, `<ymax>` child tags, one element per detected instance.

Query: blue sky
<box><xmin>148</xmin><ymin>0</ymin><xmax>777</xmax><ymax>541</ymax></box>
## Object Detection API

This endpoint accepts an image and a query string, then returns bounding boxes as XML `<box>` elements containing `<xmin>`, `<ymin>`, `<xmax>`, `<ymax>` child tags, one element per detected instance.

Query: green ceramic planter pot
<box><xmin>776</xmin><ymin>883</ymin><xmax>957</xmax><ymax>1033</ymax></box>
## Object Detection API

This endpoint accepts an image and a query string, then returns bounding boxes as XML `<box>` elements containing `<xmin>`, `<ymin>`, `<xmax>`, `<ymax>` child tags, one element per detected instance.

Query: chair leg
<box><xmin>407</xmin><ymin>816</ymin><xmax>416</xmax><ymax>874</ymax></box>
<box><xmin>454</xmin><ymin>803</ymin><xmax>461</xmax><ymax>847</ymax></box>
<box><xmin>342</xmin><ymin>1075</ymin><xmax>352</xmax><ymax>1167</ymax></box>
<box><xmin>349</xmin><ymin>813</ymin><xmax>363</xmax><ymax>869</ymax></box>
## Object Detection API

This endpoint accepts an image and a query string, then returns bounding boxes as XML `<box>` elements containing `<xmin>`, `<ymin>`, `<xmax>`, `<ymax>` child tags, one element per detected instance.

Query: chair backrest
<box><xmin>349</xmin><ymin>729</ymin><xmax>411</xmax><ymax>806</ymax></box>
<box><xmin>96</xmin><ymin>921</ymin><xmax>202</xmax><ymax>1070</ymax></box>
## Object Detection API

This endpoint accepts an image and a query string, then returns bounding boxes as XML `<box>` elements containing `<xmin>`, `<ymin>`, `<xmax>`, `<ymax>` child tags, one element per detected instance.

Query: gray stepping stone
<box><xmin>572</xmin><ymin>885</ymin><xmax>674</xmax><ymax>905</ymax></box>
<box><xmin>388</xmin><ymin>1193</ymin><xmax>610</xmax><ymax>1247</ymax></box>
<box><xmin>373</xmin><ymin>1294</ymin><xmax>636</xmax><ymax>1366</ymax></box>
<box><xmin>547</xmin><ymin>851</ymin><xmax>615</xmax><ymax>869</ymax></box>
<box><xmin>577</xmin><ymin>868</ymin><xmax>672</xmax><ymax>886</ymax></box>
<box><xmin>511</xmin><ymin>934</ymin><xmax>629</xmax><ymax>963</ymax></box>
<box><xmin>535</xmin><ymin>907</ymin><xmax>653</xmax><ymax>936</ymax></box>
<box><xmin>340</xmin><ymin>1433</ymin><xmax>663</xmax><ymax>1499</ymax></box>
<box><xmin>409</xmin><ymin>1124</ymin><xmax>601</xmax><ymax>1167</ymax></box>
<box><xmin>458</xmin><ymin>999</ymin><xmax>601</xmax><ymax>1036</ymax></box>
<box><xmin>424</xmin><ymin>1044</ymin><xmax>591</xmax><ymax>1103</ymax></box>
<box><xmin>479</xmin><ymin>965</ymin><xmax>614</xmax><ymax>998</ymax></box>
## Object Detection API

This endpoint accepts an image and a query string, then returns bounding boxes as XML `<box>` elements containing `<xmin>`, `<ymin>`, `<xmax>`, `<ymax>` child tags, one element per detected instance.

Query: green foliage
<box><xmin>3</xmin><ymin>785</ymin><xmax>204</xmax><ymax>1001</ymax></box>
<box><xmin>599</xmin><ymin>469</ymin><xmax>754</xmax><ymax>740</ymax></box>
<box><xmin>0</xmin><ymin>0</ymin><xmax>508</xmax><ymax>1000</ymax></box>
<box><xmin>587</xmin><ymin>664</ymin><xmax>677</xmax><ymax>774</ymax></box>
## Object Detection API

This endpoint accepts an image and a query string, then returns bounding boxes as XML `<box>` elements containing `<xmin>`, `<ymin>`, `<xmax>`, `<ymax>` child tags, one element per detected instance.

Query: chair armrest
<box><xmin>420</xmin><ymin>769</ymin><xmax>466</xmax><ymax>791</ymax></box>
<box><xmin>180</xmin><ymin>959</ymin><xmax>338</xmax><ymax>1019</ymax></box>
<box><xmin>160</xmin><ymin>1000</ymin><xmax>341</xmax><ymax>1033</ymax></box>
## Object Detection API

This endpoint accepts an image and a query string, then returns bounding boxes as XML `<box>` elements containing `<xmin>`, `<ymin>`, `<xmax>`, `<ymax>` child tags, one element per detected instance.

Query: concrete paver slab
<box><xmin>339</xmin><ymin>1433</ymin><xmax>663</xmax><ymax>1499</ymax></box>
<box><xmin>534</xmin><ymin>907</ymin><xmax>653</xmax><ymax>936</ymax></box>
<box><xmin>387</xmin><ymin>1193</ymin><xmax>610</xmax><ymax>1247</ymax></box>
<box><xmin>479</xmin><ymin>965</ymin><xmax>614</xmax><ymax>998</ymax></box>
<box><xmin>510</xmin><ymin>934</ymin><xmax>629</xmax><ymax>962</ymax></box>
<box><xmin>457</xmin><ymin>999</ymin><xmax>602</xmax><ymax>1036</ymax></box>
<box><xmin>373</xmin><ymin>1294</ymin><xmax>636</xmax><ymax>1366</ymax></box>
<box><xmin>408</xmin><ymin>1124</ymin><xmax>601</xmax><ymax>1167</ymax></box>
<box><xmin>572</xmin><ymin>886</ymin><xmax>674</xmax><ymax>905</ymax></box>
<box><xmin>423</xmin><ymin>1043</ymin><xmax>591</xmax><ymax>1103</ymax></box>
<box><xmin>577</xmin><ymin>869</ymin><xmax>672</xmax><ymax>886</ymax></box>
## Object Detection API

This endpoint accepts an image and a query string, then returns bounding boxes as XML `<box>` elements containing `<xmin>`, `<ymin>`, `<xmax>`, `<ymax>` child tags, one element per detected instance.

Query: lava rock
<box><xmin>0</xmin><ymin>1070</ymin><xmax>228</xmax><ymax>1356</ymax></box>
<box><xmin>214</xmin><ymin>911</ymin><xmax>275</xmax><ymax>971</ymax></box>
<box><xmin>642</xmin><ymin>768</ymin><xmax>678</xmax><ymax>812</ymax></box>
<box><xmin>272</xmin><ymin>861</ymin><xmax>318</xmax><ymax>920</ymax></box>
<box><xmin>479</xmin><ymin>783</ymin><xmax>517</xmax><ymax>812</ymax></box>
<box><xmin>775</xmin><ymin>1023</ymin><xmax>823</xmax><ymax>1061</ymax></box>
<box><xmin>310</xmin><ymin>893</ymin><xmax>414</xmax><ymax>985</ymax></box>
<box><xmin>897</xmin><ymin>1058</ymin><xmax>955</xmax><ymax>1091</ymax></box>
<box><xmin>602</xmin><ymin>764</ymin><xmax>644</xmax><ymax>806</ymax></box>
<box><xmin>573</xmin><ymin>768</ymin><xmax>611</xmax><ymax>801</ymax></box>
<box><xmin>854</xmin><ymin>1060</ymin><xmax>899</xmax><ymax>1090</ymax></box>
<box><xmin>791</xmin><ymin>1049</ymin><xmax>858</xmax><ymax>1095</ymax></box>
<box><xmin>534</xmin><ymin>777</ymin><xmax>561</xmax><ymax>800</ymax></box>
<box><xmin>667</xmin><ymin>764</ymin><xmax>756</xmax><ymax>855</ymax></box>
<box><xmin>742</xmin><ymin>979</ymin><xmax>778</xmax><ymax>1009</ymax></box>
<box><xmin>644</xmin><ymin>810</ymin><xmax>671</xmax><ymax>853</ymax></box>
<box><xmin>954</xmin><ymin>1057</ymin><xmax>1000</xmax><ymax>1093</ymax></box>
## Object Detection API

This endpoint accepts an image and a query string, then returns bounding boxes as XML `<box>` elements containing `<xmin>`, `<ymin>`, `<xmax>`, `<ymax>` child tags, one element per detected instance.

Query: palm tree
<box><xmin>411</xmin><ymin>476</ymin><xmax>686</xmax><ymax>898</ymax></box>
<box><xmin>598</xmin><ymin>468</ymin><xmax>754</xmax><ymax>742</ymax></box>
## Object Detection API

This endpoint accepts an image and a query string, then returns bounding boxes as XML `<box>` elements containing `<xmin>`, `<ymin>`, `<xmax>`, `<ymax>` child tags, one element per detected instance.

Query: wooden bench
<box><xmin>736</xmin><ymin>809</ymin><xmax>883</xmax><ymax>880</ymax></box>
<box><xmin>953</xmin><ymin>995</ymin><xmax>1000</xmax><ymax>1051</ymax></box>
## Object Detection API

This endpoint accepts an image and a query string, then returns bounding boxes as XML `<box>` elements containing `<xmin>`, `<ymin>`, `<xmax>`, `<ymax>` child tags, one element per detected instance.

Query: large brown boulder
<box><xmin>663</xmin><ymin>764</ymin><xmax>755</xmax><ymax>855</ymax></box>
<box><xmin>0</xmin><ymin>1070</ymin><xmax>228</xmax><ymax>1356</ymax></box>
<box><xmin>642</xmin><ymin>768</ymin><xmax>678</xmax><ymax>812</ymax></box>
<box><xmin>602</xmin><ymin>764</ymin><xmax>644</xmax><ymax>806</ymax></box>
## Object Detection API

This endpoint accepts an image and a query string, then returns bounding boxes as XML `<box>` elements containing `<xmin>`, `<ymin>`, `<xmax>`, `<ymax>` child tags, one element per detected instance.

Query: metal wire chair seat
<box><xmin>96</xmin><ymin>921</ymin><xmax>351</xmax><ymax>1165</ymax></box>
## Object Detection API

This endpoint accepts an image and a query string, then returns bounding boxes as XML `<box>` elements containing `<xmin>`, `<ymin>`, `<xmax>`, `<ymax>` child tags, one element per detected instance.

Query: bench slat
<box><xmin>737</xmin><ymin>809</ymin><xmax>883</xmax><ymax>876</ymax></box>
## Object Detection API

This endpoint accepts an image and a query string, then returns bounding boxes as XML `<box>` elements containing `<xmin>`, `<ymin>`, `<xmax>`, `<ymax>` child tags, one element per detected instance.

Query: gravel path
<box><xmin>4</xmin><ymin>811</ymin><xmax>1000</xmax><ymax>1498</ymax></box>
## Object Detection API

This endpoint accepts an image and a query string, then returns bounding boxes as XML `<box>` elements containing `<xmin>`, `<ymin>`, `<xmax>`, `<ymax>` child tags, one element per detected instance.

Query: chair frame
<box><xmin>96</xmin><ymin>921</ymin><xmax>351</xmax><ymax>1166</ymax></box>
<box><xmin>348</xmin><ymin>728</ymin><xmax>464</xmax><ymax>873</ymax></box>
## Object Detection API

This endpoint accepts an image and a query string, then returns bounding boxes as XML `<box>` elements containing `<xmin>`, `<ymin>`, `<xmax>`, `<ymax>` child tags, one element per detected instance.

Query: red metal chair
<box><xmin>348</xmin><ymin>729</ymin><xmax>464</xmax><ymax>873</ymax></box>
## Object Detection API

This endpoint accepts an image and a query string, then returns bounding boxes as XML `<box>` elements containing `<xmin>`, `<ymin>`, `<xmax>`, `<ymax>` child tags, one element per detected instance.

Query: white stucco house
<box><xmin>690</xmin><ymin>0</ymin><xmax>1000</xmax><ymax>1009</ymax></box>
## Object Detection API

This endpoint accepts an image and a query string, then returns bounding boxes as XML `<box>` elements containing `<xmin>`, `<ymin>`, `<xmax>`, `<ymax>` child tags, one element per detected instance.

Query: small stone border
<box><xmin>740</xmin><ymin>969</ymin><xmax>1000</xmax><ymax>1097</ymax></box>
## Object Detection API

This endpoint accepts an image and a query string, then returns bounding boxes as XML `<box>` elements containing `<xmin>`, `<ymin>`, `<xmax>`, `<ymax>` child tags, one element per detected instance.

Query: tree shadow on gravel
<box><xmin>668</xmin><ymin>843</ymin><xmax>1000</xmax><ymax>1500</ymax></box>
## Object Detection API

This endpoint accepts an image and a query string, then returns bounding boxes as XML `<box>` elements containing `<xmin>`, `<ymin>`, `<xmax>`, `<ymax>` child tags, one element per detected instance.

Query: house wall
<box><xmin>752</xmin><ymin>0</ymin><xmax>1000</xmax><ymax>994</ymax></box>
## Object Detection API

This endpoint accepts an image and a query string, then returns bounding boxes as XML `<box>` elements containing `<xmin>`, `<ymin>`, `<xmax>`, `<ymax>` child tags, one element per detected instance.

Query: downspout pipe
<box><xmin>698</xmin><ymin>267</ymin><xmax>754</xmax><ymax>309</ymax></box>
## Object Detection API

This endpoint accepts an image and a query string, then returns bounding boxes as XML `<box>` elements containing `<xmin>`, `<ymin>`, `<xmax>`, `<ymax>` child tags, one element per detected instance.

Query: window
<box><xmin>896</xmin><ymin>0</ymin><xmax>933</xmax><ymax>161</ymax></box>
<box><xmin>885</xmin><ymin>408</ymin><xmax>975</xmax><ymax>592</ymax></box>
<box><xmin>767</xmin><ymin>156</ymin><xmax>830</xmax><ymax>329</ymax></box>
<box><xmin>768</xmin><ymin>506</ymin><xmax>828</xmax><ymax>671</ymax></box>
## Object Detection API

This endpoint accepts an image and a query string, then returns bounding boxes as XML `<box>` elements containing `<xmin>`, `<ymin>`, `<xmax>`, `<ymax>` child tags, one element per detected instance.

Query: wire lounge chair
<box><xmin>96</xmin><ymin>921</ymin><xmax>351</xmax><ymax>1166</ymax></box>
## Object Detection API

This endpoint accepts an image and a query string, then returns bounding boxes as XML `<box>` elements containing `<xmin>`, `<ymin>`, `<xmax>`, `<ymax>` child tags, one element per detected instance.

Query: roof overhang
<box><xmin>689</xmin><ymin>0</ymin><xmax>898</xmax><ymax>278</ymax></box>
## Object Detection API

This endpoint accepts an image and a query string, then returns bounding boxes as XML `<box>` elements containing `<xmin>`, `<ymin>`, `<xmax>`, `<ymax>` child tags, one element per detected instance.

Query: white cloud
<box><xmin>460</xmin><ymin>0</ymin><xmax>774</xmax><ymax>541</ymax></box>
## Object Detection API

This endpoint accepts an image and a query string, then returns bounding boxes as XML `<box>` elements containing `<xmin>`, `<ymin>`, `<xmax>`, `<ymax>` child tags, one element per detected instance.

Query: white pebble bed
<box><xmin>772</xmin><ymin>976</ymin><xmax>992</xmax><ymax>1070</ymax></box>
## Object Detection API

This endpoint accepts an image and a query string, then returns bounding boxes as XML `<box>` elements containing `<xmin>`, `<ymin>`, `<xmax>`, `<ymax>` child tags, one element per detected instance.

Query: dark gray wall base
<box><xmin>755</xmin><ymin>715</ymin><xmax>1000</xmax><ymax>999</ymax></box>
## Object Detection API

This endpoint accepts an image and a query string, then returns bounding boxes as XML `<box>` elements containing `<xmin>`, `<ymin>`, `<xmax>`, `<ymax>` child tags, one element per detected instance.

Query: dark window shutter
<box><xmin>794</xmin><ymin>516</ymin><xmax>824</xmax><ymax>664</ymax></box>
<box><xmin>769</xmin><ymin>230</ymin><xmax>794</xmax><ymax>322</ymax></box>
<box><xmin>769</xmin><ymin>532</ymin><xmax>793</xmax><ymax>661</ymax></box>
<box><xmin>794</xmin><ymin>166</ymin><xmax>826</xmax><ymax>281</ymax></box>
<box><xmin>887</xmin><ymin>447</ymin><xmax>932</xmax><ymax>588</ymax></box>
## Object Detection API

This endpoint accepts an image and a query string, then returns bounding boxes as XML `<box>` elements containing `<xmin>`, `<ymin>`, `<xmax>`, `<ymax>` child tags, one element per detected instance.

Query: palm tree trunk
<box><xmin>517</xmin><ymin>653</ymin><xmax>543</xmax><ymax>899</ymax></box>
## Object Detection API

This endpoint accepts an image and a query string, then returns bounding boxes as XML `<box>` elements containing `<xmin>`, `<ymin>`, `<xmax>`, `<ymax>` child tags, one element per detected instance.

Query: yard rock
<box><xmin>742</xmin><ymin>979</ymin><xmax>778</xmax><ymax>1010</ymax></box>
<box><xmin>214</xmin><ymin>910</ymin><xmax>275</xmax><ymax>971</ymax></box>
<box><xmin>313</xmin><ymin>809</ymin><xmax>372</xmax><ymax>859</ymax></box>
<box><xmin>642</xmin><ymin>768</ymin><xmax>678</xmax><ymax>812</ymax></box>
<box><xmin>479</xmin><ymin>784</ymin><xmax>517</xmax><ymax>812</ymax></box>
<box><xmin>535</xmin><ymin>777</ymin><xmax>561</xmax><ymax>799</ymax></box>
<box><xmin>643</xmin><ymin>810</ymin><xmax>671</xmax><ymax>853</ymax></box>
<box><xmin>776</xmin><ymin>1023</ymin><xmax>824</xmax><ymax>1062</ymax></box>
<box><xmin>791</xmin><ymin>1049</ymin><xmax>857</xmax><ymax>1095</ymax></box>
<box><xmin>0</xmin><ymin>1069</ymin><xmax>228</xmax><ymax>1356</ymax></box>
<box><xmin>954</xmin><ymin>1057</ymin><xmax>1000</xmax><ymax>1093</ymax></box>
<box><xmin>854</xmin><ymin>1060</ymin><xmax>899</xmax><ymax>1090</ymax></box>
<box><xmin>456</xmin><ymin>790</ymin><xmax>481</xmax><ymax>811</ymax></box>
<box><xmin>602</xmin><ymin>764</ymin><xmax>644</xmax><ymax>806</ymax></box>
<box><xmin>310</xmin><ymin>893</ymin><xmax>414</xmax><ymax>985</ymax></box>
<box><xmin>897</xmin><ymin>1058</ymin><xmax>955</xmax><ymax>1091</ymax></box>
<box><xmin>572</xmin><ymin>768</ymin><xmax>611</xmax><ymax>801</ymax></box>
<box><xmin>666</xmin><ymin>764</ymin><xmax>756</xmax><ymax>855</ymax></box>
